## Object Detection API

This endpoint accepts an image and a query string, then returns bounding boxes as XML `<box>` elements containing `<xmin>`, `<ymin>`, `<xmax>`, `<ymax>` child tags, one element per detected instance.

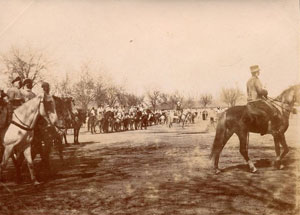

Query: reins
<box><xmin>11</xmin><ymin>99</ymin><xmax>42</xmax><ymax>131</ymax></box>
<box><xmin>11</xmin><ymin>97</ymin><xmax>65</xmax><ymax>132</ymax></box>
<box><xmin>266</xmin><ymin>96</ymin><xmax>294</xmax><ymax>113</ymax></box>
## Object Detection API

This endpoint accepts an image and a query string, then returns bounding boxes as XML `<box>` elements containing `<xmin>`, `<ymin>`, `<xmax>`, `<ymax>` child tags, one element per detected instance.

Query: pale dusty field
<box><xmin>0</xmin><ymin>114</ymin><xmax>299</xmax><ymax>215</ymax></box>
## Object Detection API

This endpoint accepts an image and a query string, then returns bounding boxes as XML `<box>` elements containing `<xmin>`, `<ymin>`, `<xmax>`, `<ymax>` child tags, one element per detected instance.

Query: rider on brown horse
<box><xmin>246</xmin><ymin>65</ymin><xmax>280</xmax><ymax>135</ymax></box>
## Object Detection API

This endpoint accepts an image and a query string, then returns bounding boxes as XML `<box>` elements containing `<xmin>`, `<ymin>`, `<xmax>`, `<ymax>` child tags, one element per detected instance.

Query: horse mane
<box><xmin>15</xmin><ymin>96</ymin><xmax>42</xmax><ymax>112</ymax></box>
<box><xmin>14</xmin><ymin>96</ymin><xmax>42</xmax><ymax>120</ymax></box>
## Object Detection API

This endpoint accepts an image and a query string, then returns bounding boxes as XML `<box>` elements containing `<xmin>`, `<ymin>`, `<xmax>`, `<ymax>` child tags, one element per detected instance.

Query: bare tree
<box><xmin>147</xmin><ymin>90</ymin><xmax>162</xmax><ymax>111</ymax></box>
<box><xmin>184</xmin><ymin>97</ymin><xmax>195</xmax><ymax>108</ymax></box>
<box><xmin>220</xmin><ymin>87</ymin><xmax>244</xmax><ymax>107</ymax></box>
<box><xmin>115</xmin><ymin>87</ymin><xmax>127</xmax><ymax>107</ymax></box>
<box><xmin>1</xmin><ymin>46</ymin><xmax>51</xmax><ymax>86</ymax></box>
<box><xmin>106</xmin><ymin>86</ymin><xmax>119</xmax><ymax>107</ymax></box>
<box><xmin>169</xmin><ymin>91</ymin><xmax>184</xmax><ymax>108</ymax></box>
<box><xmin>53</xmin><ymin>73</ymin><xmax>73</xmax><ymax>97</ymax></box>
<box><xmin>199</xmin><ymin>93</ymin><xmax>213</xmax><ymax>108</ymax></box>
<box><xmin>94</xmin><ymin>76</ymin><xmax>107</xmax><ymax>106</ymax></box>
<box><xmin>72</xmin><ymin>64</ymin><xmax>95</xmax><ymax>110</ymax></box>
<box><xmin>126</xmin><ymin>93</ymin><xmax>144</xmax><ymax>107</ymax></box>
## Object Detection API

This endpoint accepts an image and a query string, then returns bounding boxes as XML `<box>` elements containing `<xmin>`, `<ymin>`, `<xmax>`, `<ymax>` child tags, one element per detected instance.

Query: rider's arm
<box><xmin>6</xmin><ymin>89</ymin><xmax>14</xmax><ymax>101</ymax></box>
<box><xmin>254</xmin><ymin>79</ymin><xmax>268</xmax><ymax>97</ymax></box>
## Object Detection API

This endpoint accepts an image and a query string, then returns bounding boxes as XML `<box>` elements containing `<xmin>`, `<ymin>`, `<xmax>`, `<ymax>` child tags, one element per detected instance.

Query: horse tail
<box><xmin>209</xmin><ymin>111</ymin><xmax>227</xmax><ymax>159</ymax></box>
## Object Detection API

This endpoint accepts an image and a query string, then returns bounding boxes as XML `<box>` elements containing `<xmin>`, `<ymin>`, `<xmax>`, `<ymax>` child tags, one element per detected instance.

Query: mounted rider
<box><xmin>21</xmin><ymin>78</ymin><xmax>36</xmax><ymax>102</ymax></box>
<box><xmin>175</xmin><ymin>101</ymin><xmax>183</xmax><ymax>116</ymax></box>
<box><xmin>246</xmin><ymin>65</ymin><xmax>280</xmax><ymax>135</ymax></box>
<box><xmin>6</xmin><ymin>76</ymin><xmax>25</xmax><ymax>123</ymax></box>
<box><xmin>7</xmin><ymin>76</ymin><xmax>24</xmax><ymax>109</ymax></box>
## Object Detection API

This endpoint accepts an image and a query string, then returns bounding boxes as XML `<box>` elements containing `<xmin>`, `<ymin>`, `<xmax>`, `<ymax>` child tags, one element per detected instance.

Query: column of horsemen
<box><xmin>86</xmin><ymin>101</ymin><xmax>201</xmax><ymax>134</ymax></box>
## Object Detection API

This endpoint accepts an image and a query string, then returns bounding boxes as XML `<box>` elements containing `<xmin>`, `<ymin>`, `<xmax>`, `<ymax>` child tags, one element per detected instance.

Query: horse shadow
<box><xmin>221</xmin><ymin>152</ymin><xmax>297</xmax><ymax>173</ymax></box>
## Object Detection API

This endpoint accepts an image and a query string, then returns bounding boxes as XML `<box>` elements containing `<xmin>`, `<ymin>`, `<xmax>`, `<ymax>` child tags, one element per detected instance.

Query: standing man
<box><xmin>21</xmin><ymin>78</ymin><xmax>36</xmax><ymax>102</ymax></box>
<box><xmin>246</xmin><ymin>65</ymin><xmax>279</xmax><ymax>135</ymax></box>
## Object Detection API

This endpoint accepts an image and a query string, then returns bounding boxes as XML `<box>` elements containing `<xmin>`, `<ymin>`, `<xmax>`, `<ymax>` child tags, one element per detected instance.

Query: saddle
<box><xmin>243</xmin><ymin>100</ymin><xmax>281</xmax><ymax>135</ymax></box>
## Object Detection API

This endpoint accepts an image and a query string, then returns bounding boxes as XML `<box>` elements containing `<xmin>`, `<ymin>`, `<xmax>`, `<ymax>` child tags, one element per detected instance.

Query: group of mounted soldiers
<box><xmin>87</xmin><ymin>104</ymin><xmax>170</xmax><ymax>134</ymax></box>
<box><xmin>86</xmin><ymin>101</ymin><xmax>201</xmax><ymax>133</ymax></box>
<box><xmin>1</xmin><ymin>77</ymin><xmax>50</xmax><ymax>119</ymax></box>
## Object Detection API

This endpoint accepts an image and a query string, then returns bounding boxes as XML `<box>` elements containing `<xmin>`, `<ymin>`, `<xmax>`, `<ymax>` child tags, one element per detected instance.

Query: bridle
<box><xmin>266</xmin><ymin>94</ymin><xmax>295</xmax><ymax>113</ymax></box>
<box><xmin>11</xmin><ymin>98</ymin><xmax>42</xmax><ymax>131</ymax></box>
<box><xmin>11</xmin><ymin>97</ymin><xmax>61</xmax><ymax>131</ymax></box>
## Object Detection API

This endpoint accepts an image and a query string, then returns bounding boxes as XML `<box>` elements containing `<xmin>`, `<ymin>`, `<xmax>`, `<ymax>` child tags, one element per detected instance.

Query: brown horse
<box><xmin>210</xmin><ymin>84</ymin><xmax>300</xmax><ymax>174</ymax></box>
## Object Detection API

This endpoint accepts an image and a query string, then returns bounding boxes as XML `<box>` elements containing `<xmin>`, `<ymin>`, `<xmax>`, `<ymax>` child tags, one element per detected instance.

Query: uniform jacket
<box><xmin>246</xmin><ymin>76</ymin><xmax>268</xmax><ymax>102</ymax></box>
<box><xmin>7</xmin><ymin>86</ymin><xmax>23</xmax><ymax>101</ymax></box>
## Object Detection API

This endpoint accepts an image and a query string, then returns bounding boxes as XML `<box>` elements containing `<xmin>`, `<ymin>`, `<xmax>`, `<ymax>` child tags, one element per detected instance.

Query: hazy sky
<box><xmin>0</xmin><ymin>0</ymin><xmax>299</xmax><ymax>97</ymax></box>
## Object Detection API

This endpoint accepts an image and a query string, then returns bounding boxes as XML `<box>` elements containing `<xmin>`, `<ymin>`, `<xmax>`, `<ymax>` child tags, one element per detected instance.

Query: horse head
<box><xmin>52</xmin><ymin>96</ymin><xmax>74</xmax><ymax>129</ymax></box>
<box><xmin>276</xmin><ymin>84</ymin><xmax>300</xmax><ymax>108</ymax></box>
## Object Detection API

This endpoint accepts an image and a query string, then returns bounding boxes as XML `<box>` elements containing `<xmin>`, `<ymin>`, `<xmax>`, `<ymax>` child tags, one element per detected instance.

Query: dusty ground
<box><xmin>0</xmin><ymin>115</ymin><xmax>299</xmax><ymax>215</ymax></box>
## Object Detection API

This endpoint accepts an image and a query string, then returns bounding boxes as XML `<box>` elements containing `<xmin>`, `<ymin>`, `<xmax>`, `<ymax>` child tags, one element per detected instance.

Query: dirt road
<box><xmin>0</xmin><ymin>116</ymin><xmax>299</xmax><ymax>215</ymax></box>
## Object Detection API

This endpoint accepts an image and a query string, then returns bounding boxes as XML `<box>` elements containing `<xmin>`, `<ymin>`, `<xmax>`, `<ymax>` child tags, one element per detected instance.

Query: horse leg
<box><xmin>238</xmin><ymin>131</ymin><xmax>257</xmax><ymax>173</ymax></box>
<box><xmin>0</xmin><ymin>145</ymin><xmax>14</xmax><ymax>182</ymax></box>
<box><xmin>63</xmin><ymin>130</ymin><xmax>68</xmax><ymax>145</ymax></box>
<box><xmin>55</xmin><ymin>137</ymin><xmax>64</xmax><ymax>161</ymax></box>
<box><xmin>74</xmin><ymin>127</ymin><xmax>79</xmax><ymax>144</ymax></box>
<box><xmin>274</xmin><ymin>134</ymin><xmax>289</xmax><ymax>169</ymax></box>
<box><xmin>11</xmin><ymin>151</ymin><xmax>24</xmax><ymax>184</ymax></box>
<box><xmin>23</xmin><ymin>146</ymin><xmax>39</xmax><ymax>185</ymax></box>
<box><xmin>211</xmin><ymin>130</ymin><xmax>234</xmax><ymax>174</ymax></box>
<box><xmin>279</xmin><ymin>134</ymin><xmax>289</xmax><ymax>159</ymax></box>
<box><xmin>40</xmin><ymin>141</ymin><xmax>51</xmax><ymax>171</ymax></box>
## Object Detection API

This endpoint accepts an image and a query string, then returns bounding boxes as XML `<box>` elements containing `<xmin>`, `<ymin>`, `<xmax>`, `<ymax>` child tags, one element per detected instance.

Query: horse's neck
<box><xmin>14</xmin><ymin>98</ymin><xmax>39</xmax><ymax>127</ymax></box>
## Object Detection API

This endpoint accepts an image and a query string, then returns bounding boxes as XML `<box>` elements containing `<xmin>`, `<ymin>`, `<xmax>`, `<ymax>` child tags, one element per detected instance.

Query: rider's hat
<box><xmin>11</xmin><ymin>76</ymin><xmax>22</xmax><ymax>84</ymax></box>
<box><xmin>250</xmin><ymin>65</ymin><xmax>260</xmax><ymax>73</ymax></box>
<box><xmin>41</xmin><ymin>81</ymin><xmax>50</xmax><ymax>89</ymax></box>
<box><xmin>23</xmin><ymin>78</ymin><xmax>33</xmax><ymax>86</ymax></box>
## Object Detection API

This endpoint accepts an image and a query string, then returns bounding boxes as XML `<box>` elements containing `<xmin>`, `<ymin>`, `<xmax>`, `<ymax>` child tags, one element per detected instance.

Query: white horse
<box><xmin>0</xmin><ymin>95</ymin><xmax>59</xmax><ymax>184</ymax></box>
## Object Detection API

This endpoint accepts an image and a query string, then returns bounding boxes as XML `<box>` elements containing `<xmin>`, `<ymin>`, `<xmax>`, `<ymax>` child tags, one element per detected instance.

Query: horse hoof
<box><xmin>250</xmin><ymin>168</ymin><xmax>258</xmax><ymax>173</ymax></box>
<box><xmin>34</xmin><ymin>181</ymin><xmax>40</xmax><ymax>186</ymax></box>
<box><xmin>274</xmin><ymin>161</ymin><xmax>284</xmax><ymax>170</ymax></box>
<box><xmin>215</xmin><ymin>169</ymin><xmax>222</xmax><ymax>174</ymax></box>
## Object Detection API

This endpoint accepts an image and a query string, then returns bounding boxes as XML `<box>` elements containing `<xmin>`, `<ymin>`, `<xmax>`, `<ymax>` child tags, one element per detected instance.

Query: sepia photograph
<box><xmin>0</xmin><ymin>0</ymin><xmax>299</xmax><ymax>214</ymax></box>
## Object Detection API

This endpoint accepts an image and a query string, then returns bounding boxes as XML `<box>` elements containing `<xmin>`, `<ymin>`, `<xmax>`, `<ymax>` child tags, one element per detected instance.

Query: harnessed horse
<box><xmin>210</xmin><ymin>84</ymin><xmax>300</xmax><ymax>174</ymax></box>
<box><xmin>0</xmin><ymin>95</ymin><xmax>61</xmax><ymax>184</ymax></box>
<box><xmin>11</xmin><ymin>96</ymin><xmax>74</xmax><ymax>183</ymax></box>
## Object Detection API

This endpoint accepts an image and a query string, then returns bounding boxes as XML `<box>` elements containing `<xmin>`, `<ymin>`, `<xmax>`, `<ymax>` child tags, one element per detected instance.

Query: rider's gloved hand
<box><xmin>261</xmin><ymin>89</ymin><xmax>268</xmax><ymax>97</ymax></box>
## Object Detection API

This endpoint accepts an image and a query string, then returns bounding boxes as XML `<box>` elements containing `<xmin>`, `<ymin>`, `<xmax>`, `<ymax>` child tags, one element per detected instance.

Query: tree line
<box><xmin>0</xmin><ymin>46</ymin><xmax>245</xmax><ymax>111</ymax></box>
